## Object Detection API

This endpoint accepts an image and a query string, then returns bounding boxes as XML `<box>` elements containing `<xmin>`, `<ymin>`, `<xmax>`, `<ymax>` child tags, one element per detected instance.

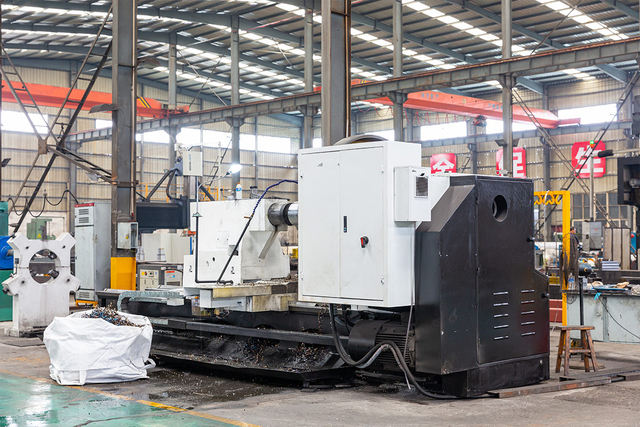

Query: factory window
<box><xmin>312</xmin><ymin>138</ymin><xmax>322</xmax><ymax>148</ymax></box>
<box><xmin>96</xmin><ymin>119</ymin><xmax>112</xmax><ymax>129</ymax></box>
<box><xmin>558</xmin><ymin>104</ymin><xmax>617</xmax><ymax>125</ymax></box>
<box><xmin>571</xmin><ymin>192</ymin><xmax>630</xmax><ymax>228</ymax></box>
<box><xmin>201</xmin><ymin>130</ymin><xmax>291</xmax><ymax>153</ymax></box>
<box><xmin>485</xmin><ymin>119</ymin><xmax>536</xmax><ymax>134</ymax></box>
<box><xmin>421</xmin><ymin>121</ymin><xmax>467</xmax><ymax>141</ymax></box>
<box><xmin>2</xmin><ymin>110</ymin><xmax>49</xmax><ymax>136</ymax></box>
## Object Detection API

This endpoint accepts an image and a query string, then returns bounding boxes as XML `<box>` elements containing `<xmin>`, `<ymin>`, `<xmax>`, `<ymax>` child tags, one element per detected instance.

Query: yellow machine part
<box><xmin>110</xmin><ymin>257</ymin><xmax>136</xmax><ymax>290</ymax></box>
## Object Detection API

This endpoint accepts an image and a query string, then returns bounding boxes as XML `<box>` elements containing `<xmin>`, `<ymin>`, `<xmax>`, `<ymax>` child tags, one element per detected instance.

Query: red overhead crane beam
<box><xmin>316</xmin><ymin>80</ymin><xmax>579</xmax><ymax>128</ymax></box>
<box><xmin>1</xmin><ymin>81</ymin><xmax>189</xmax><ymax>118</ymax></box>
<box><xmin>367</xmin><ymin>90</ymin><xmax>579</xmax><ymax>128</ymax></box>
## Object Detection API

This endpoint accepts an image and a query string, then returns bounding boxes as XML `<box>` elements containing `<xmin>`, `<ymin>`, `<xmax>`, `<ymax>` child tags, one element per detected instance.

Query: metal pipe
<box><xmin>501</xmin><ymin>0</ymin><xmax>513</xmax><ymax>177</ymax></box>
<box><xmin>589</xmin><ymin>154</ymin><xmax>595</xmax><ymax>221</ymax></box>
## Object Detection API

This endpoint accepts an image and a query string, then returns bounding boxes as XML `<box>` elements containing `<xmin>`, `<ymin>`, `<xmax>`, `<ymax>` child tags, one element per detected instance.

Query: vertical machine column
<box><xmin>110</xmin><ymin>0</ymin><xmax>138</xmax><ymax>289</ymax></box>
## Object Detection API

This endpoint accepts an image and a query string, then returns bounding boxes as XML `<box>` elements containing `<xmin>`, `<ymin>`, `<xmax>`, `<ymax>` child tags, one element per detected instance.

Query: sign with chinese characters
<box><xmin>430</xmin><ymin>153</ymin><xmax>457</xmax><ymax>173</ymax></box>
<box><xmin>496</xmin><ymin>147</ymin><xmax>526</xmax><ymax>178</ymax></box>
<box><xmin>571</xmin><ymin>141</ymin><xmax>606</xmax><ymax>178</ymax></box>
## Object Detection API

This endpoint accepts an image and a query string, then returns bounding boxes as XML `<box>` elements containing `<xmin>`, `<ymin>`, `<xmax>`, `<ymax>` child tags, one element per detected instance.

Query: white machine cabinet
<box><xmin>74</xmin><ymin>202</ymin><xmax>111</xmax><ymax>302</ymax></box>
<box><xmin>298</xmin><ymin>140</ymin><xmax>427</xmax><ymax>307</ymax></box>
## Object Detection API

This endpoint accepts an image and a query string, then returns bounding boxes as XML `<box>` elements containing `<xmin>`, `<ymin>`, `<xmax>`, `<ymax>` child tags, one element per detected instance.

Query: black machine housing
<box><xmin>349</xmin><ymin>175</ymin><xmax>550</xmax><ymax>397</ymax></box>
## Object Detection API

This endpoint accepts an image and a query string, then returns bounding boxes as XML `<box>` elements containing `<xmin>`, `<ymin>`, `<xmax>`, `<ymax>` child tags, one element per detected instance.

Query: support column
<box><xmin>110</xmin><ymin>0</ymin><xmax>137</xmax><ymax>289</ymax></box>
<box><xmin>501</xmin><ymin>0</ymin><xmax>513</xmax><ymax>176</ymax></box>
<box><xmin>300</xmin><ymin>106</ymin><xmax>318</xmax><ymax>149</ymax></box>
<box><xmin>68</xmin><ymin>62</ymin><xmax>78</xmax><ymax>235</ymax></box>
<box><xmin>542</xmin><ymin>137</ymin><xmax>552</xmax><ymax>241</ymax></box>
<box><xmin>168</xmin><ymin>33</ymin><xmax>177</xmax><ymax>111</ymax></box>
<box><xmin>321</xmin><ymin>0</ymin><xmax>351</xmax><ymax>145</ymax></box>
<box><xmin>467</xmin><ymin>143</ymin><xmax>478</xmax><ymax>175</ymax></box>
<box><xmin>406</xmin><ymin>109</ymin><xmax>415</xmax><ymax>142</ymax></box>
<box><xmin>254</xmin><ymin>118</ymin><xmax>259</xmax><ymax>189</ymax></box>
<box><xmin>499</xmin><ymin>75</ymin><xmax>515</xmax><ymax>176</ymax></box>
<box><xmin>466</xmin><ymin>120</ymin><xmax>478</xmax><ymax>174</ymax></box>
<box><xmin>389</xmin><ymin>92</ymin><xmax>407</xmax><ymax>141</ymax></box>
<box><xmin>230</xmin><ymin>15</ymin><xmax>241</xmax><ymax>189</ymax></box>
<box><xmin>304</xmin><ymin>6</ymin><xmax>314</xmax><ymax>94</ymax></box>
<box><xmin>393</xmin><ymin>0</ymin><xmax>403</xmax><ymax>78</ymax></box>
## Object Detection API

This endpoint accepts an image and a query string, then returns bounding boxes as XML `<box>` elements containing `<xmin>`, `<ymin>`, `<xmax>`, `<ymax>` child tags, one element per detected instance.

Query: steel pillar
<box><xmin>305</xmin><ymin>6</ymin><xmax>314</xmax><ymax>94</ymax></box>
<box><xmin>111</xmin><ymin>0</ymin><xmax>137</xmax><ymax>258</ymax></box>
<box><xmin>467</xmin><ymin>143</ymin><xmax>478</xmax><ymax>174</ymax></box>
<box><xmin>254</xmin><ymin>118</ymin><xmax>259</xmax><ymax>188</ymax></box>
<box><xmin>500</xmin><ymin>75</ymin><xmax>515</xmax><ymax>176</ymax></box>
<box><xmin>321</xmin><ymin>0</ymin><xmax>351</xmax><ymax>145</ymax></box>
<box><xmin>300</xmin><ymin>106</ymin><xmax>318</xmax><ymax>149</ymax></box>
<box><xmin>230</xmin><ymin>15</ymin><xmax>241</xmax><ymax>188</ymax></box>
<box><xmin>501</xmin><ymin>0</ymin><xmax>513</xmax><ymax>176</ymax></box>
<box><xmin>389</xmin><ymin>92</ymin><xmax>407</xmax><ymax>141</ymax></box>
<box><xmin>68</xmin><ymin>62</ymin><xmax>78</xmax><ymax>235</ymax></box>
<box><xmin>168</xmin><ymin>33</ymin><xmax>177</xmax><ymax>111</ymax></box>
<box><xmin>406</xmin><ymin>108</ymin><xmax>415</xmax><ymax>142</ymax></box>
<box><xmin>393</xmin><ymin>0</ymin><xmax>403</xmax><ymax>78</ymax></box>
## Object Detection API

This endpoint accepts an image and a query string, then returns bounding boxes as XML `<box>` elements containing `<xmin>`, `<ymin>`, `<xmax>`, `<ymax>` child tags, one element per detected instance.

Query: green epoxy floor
<box><xmin>0</xmin><ymin>374</ymin><xmax>239</xmax><ymax>427</ymax></box>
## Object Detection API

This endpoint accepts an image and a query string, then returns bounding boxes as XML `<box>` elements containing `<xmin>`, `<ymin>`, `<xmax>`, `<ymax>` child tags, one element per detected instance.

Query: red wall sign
<box><xmin>571</xmin><ymin>141</ymin><xmax>606</xmax><ymax>178</ymax></box>
<box><xmin>430</xmin><ymin>153</ymin><xmax>457</xmax><ymax>173</ymax></box>
<box><xmin>496</xmin><ymin>147</ymin><xmax>527</xmax><ymax>178</ymax></box>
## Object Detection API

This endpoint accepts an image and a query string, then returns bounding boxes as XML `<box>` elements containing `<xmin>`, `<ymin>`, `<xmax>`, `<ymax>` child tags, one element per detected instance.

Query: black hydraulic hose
<box><xmin>328</xmin><ymin>304</ymin><xmax>458</xmax><ymax>399</ymax></box>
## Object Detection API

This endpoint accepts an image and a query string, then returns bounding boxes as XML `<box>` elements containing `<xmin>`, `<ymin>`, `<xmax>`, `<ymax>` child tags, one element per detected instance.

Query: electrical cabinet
<box><xmin>117</xmin><ymin>222</ymin><xmax>139</xmax><ymax>250</ymax></box>
<box><xmin>75</xmin><ymin>202</ymin><xmax>111</xmax><ymax>302</ymax></box>
<box><xmin>298</xmin><ymin>141</ymin><xmax>425</xmax><ymax>307</ymax></box>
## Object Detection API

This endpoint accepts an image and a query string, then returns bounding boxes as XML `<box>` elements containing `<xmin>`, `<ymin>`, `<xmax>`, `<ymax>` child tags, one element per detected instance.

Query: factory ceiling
<box><xmin>1</xmin><ymin>0</ymin><xmax>638</xmax><ymax>109</ymax></box>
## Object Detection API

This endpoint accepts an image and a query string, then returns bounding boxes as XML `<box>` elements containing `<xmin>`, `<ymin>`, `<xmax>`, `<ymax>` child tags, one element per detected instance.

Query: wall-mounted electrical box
<box><xmin>117</xmin><ymin>222</ymin><xmax>138</xmax><ymax>250</ymax></box>
<box><xmin>183</xmin><ymin>151</ymin><xmax>203</xmax><ymax>176</ymax></box>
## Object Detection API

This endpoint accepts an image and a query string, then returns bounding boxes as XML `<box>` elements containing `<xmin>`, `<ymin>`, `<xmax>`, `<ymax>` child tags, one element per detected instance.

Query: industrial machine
<box><xmin>137</xmin><ymin>262</ymin><xmax>183</xmax><ymax>291</ymax></box>
<box><xmin>74</xmin><ymin>202</ymin><xmax>111</xmax><ymax>302</ymax></box>
<box><xmin>2</xmin><ymin>233</ymin><xmax>79</xmax><ymax>336</ymax></box>
<box><xmin>122</xmin><ymin>139</ymin><xmax>549</xmax><ymax>397</ymax></box>
<box><xmin>0</xmin><ymin>201</ymin><xmax>12</xmax><ymax>321</ymax></box>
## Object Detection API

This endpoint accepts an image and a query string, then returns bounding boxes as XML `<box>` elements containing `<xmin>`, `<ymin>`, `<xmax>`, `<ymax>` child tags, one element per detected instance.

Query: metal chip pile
<box><xmin>82</xmin><ymin>305</ymin><xmax>142</xmax><ymax>327</ymax></box>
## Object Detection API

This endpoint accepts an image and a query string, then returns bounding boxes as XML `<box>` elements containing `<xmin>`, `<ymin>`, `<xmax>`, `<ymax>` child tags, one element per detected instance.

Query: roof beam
<box><xmin>3</xmin><ymin>0</ymin><xmax>391</xmax><ymax>75</ymax></box>
<box><xmin>3</xmin><ymin>41</ymin><xmax>281</xmax><ymax>97</ymax></box>
<box><xmin>443</xmin><ymin>0</ymin><xmax>565</xmax><ymax>50</ymax></box>
<box><xmin>3</xmin><ymin>22</ymin><xmax>317</xmax><ymax>83</ymax></box>
<box><xmin>599</xmin><ymin>0</ymin><xmax>639</xmax><ymax>20</ymax></box>
<box><xmin>595</xmin><ymin>63</ymin><xmax>629</xmax><ymax>83</ymax></box>
<box><xmin>66</xmin><ymin>37</ymin><xmax>640</xmax><ymax>143</ymax></box>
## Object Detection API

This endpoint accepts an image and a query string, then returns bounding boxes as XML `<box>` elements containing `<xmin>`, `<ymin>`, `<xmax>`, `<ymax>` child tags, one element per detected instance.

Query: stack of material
<box><xmin>601</xmin><ymin>261</ymin><xmax>620</xmax><ymax>271</ymax></box>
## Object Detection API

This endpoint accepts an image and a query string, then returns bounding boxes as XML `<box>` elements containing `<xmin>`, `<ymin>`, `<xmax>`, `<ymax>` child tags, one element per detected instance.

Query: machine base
<box><xmin>440</xmin><ymin>354</ymin><xmax>550</xmax><ymax>397</ymax></box>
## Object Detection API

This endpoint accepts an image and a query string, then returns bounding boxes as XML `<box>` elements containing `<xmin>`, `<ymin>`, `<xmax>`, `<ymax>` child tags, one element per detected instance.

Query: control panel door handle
<box><xmin>360</xmin><ymin>236</ymin><xmax>369</xmax><ymax>248</ymax></box>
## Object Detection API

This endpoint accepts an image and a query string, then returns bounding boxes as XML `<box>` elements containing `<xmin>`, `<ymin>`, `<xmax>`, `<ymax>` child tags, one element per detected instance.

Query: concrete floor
<box><xmin>2</xmin><ymin>323</ymin><xmax>640</xmax><ymax>426</ymax></box>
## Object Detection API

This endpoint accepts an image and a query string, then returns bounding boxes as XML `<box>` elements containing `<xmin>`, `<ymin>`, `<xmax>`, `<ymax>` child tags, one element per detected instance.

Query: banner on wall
<box><xmin>571</xmin><ymin>141</ymin><xmax>606</xmax><ymax>178</ymax></box>
<box><xmin>496</xmin><ymin>147</ymin><xmax>526</xmax><ymax>178</ymax></box>
<box><xmin>430</xmin><ymin>153</ymin><xmax>457</xmax><ymax>174</ymax></box>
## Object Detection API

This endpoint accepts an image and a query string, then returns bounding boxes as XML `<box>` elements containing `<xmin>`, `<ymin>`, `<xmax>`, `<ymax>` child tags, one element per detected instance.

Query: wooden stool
<box><xmin>556</xmin><ymin>326</ymin><xmax>598</xmax><ymax>377</ymax></box>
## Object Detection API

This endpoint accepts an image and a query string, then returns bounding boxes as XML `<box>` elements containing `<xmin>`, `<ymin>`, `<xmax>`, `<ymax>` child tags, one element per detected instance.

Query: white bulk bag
<box><xmin>43</xmin><ymin>310</ymin><xmax>155</xmax><ymax>385</ymax></box>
